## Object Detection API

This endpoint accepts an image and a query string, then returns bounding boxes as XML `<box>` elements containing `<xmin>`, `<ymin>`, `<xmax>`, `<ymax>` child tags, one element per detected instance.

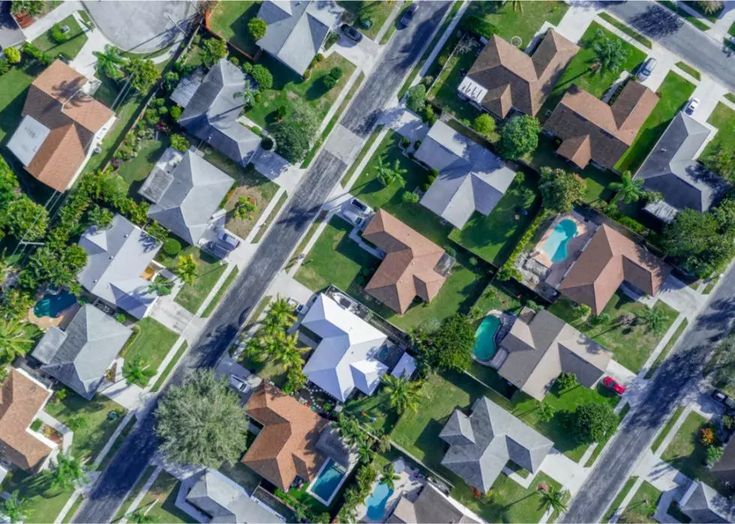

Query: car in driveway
<box><xmin>684</xmin><ymin>97</ymin><xmax>700</xmax><ymax>115</ymax></box>
<box><xmin>602</xmin><ymin>376</ymin><xmax>626</xmax><ymax>395</ymax></box>
<box><xmin>712</xmin><ymin>389</ymin><xmax>735</xmax><ymax>411</ymax></box>
<box><xmin>341</xmin><ymin>24</ymin><xmax>363</xmax><ymax>43</ymax></box>
<box><xmin>398</xmin><ymin>3</ymin><xmax>418</xmax><ymax>28</ymax></box>
<box><xmin>637</xmin><ymin>58</ymin><xmax>657</xmax><ymax>81</ymax></box>
<box><xmin>230</xmin><ymin>374</ymin><xmax>251</xmax><ymax>395</ymax></box>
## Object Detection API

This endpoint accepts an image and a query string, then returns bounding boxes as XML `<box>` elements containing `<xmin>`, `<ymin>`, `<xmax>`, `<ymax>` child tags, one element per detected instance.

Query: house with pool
<box><xmin>242</xmin><ymin>384</ymin><xmax>354</xmax><ymax>505</ymax></box>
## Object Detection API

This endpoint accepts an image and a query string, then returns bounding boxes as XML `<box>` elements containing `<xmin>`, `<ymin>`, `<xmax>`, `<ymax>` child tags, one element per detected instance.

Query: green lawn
<box><xmin>252</xmin><ymin>190</ymin><xmax>287</xmax><ymax>242</ymax></box>
<box><xmin>550</xmin><ymin>295</ymin><xmax>678</xmax><ymax>373</ymax></box>
<box><xmin>171</xmin><ymin>248</ymin><xmax>228</xmax><ymax>314</ymax></box>
<box><xmin>120</xmin><ymin>317</ymin><xmax>179</xmax><ymax>386</ymax></box>
<box><xmin>135</xmin><ymin>471</ymin><xmax>191</xmax><ymax>523</ymax></box>
<box><xmin>429</xmin><ymin>46</ymin><xmax>482</xmax><ymax>126</ymax></box>
<box><xmin>0</xmin><ymin>63</ymin><xmax>42</xmax><ymax>144</ymax></box>
<box><xmin>702</xmin><ymin>102</ymin><xmax>735</xmax><ymax>163</ymax></box>
<box><xmin>462</xmin><ymin>1</ymin><xmax>569</xmax><ymax>46</ymax></box>
<box><xmin>448</xmin><ymin>173</ymin><xmax>540</xmax><ymax>266</ymax></box>
<box><xmin>116</xmin><ymin>134</ymin><xmax>170</xmax><ymax>192</ymax></box>
<box><xmin>645</xmin><ymin>319</ymin><xmax>687</xmax><ymax>379</ymax></box>
<box><xmin>651</xmin><ymin>405</ymin><xmax>684</xmax><ymax>453</ymax></box>
<box><xmin>207</xmin><ymin>0</ymin><xmax>261</xmax><ymax>56</ymax></box>
<box><xmin>32</xmin><ymin>14</ymin><xmax>88</xmax><ymax>60</ymax></box>
<box><xmin>619</xmin><ymin>481</ymin><xmax>661</xmax><ymax>524</ymax></box>
<box><xmin>542</xmin><ymin>22</ymin><xmax>647</xmax><ymax>116</ymax></box>
<box><xmin>338</xmin><ymin>1</ymin><xmax>396</xmax><ymax>40</ymax></box>
<box><xmin>730</xmin><ymin>21</ymin><xmax>735</xmax><ymax>37</ymax></box>
<box><xmin>0</xmin><ymin>470</ymin><xmax>73</xmax><ymax>524</ymax></box>
<box><xmin>615</xmin><ymin>71</ymin><xmax>696</xmax><ymax>173</ymax></box>
<box><xmin>675</xmin><ymin>61</ymin><xmax>701</xmax><ymax>80</ymax></box>
<box><xmin>603</xmin><ymin>476</ymin><xmax>638</xmax><ymax>522</ymax></box>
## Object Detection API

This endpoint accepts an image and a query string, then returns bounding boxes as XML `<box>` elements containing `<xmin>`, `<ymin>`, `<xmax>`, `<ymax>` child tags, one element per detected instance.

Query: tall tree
<box><xmin>592</xmin><ymin>30</ymin><xmax>628</xmax><ymax>75</ymax></box>
<box><xmin>381</xmin><ymin>375</ymin><xmax>425</xmax><ymax>415</ymax></box>
<box><xmin>1</xmin><ymin>492</ymin><xmax>29</xmax><ymax>523</ymax></box>
<box><xmin>125</xmin><ymin>57</ymin><xmax>160</xmax><ymax>93</ymax></box>
<box><xmin>2</xmin><ymin>196</ymin><xmax>49</xmax><ymax>241</ymax></box>
<box><xmin>499</xmin><ymin>115</ymin><xmax>540</xmax><ymax>159</ymax></box>
<box><xmin>201</xmin><ymin>37</ymin><xmax>228</xmax><ymax>67</ymax></box>
<box><xmin>537</xmin><ymin>485</ymin><xmax>570</xmax><ymax>513</ymax></box>
<box><xmin>414</xmin><ymin>314</ymin><xmax>475</xmax><ymax>372</ymax></box>
<box><xmin>50</xmin><ymin>453</ymin><xmax>87</xmax><ymax>491</ymax></box>
<box><xmin>93</xmin><ymin>45</ymin><xmax>127</xmax><ymax>80</ymax></box>
<box><xmin>247</xmin><ymin>17</ymin><xmax>267</xmax><ymax>40</ymax></box>
<box><xmin>637</xmin><ymin>306</ymin><xmax>667</xmax><ymax>333</ymax></box>
<box><xmin>0</xmin><ymin>318</ymin><xmax>34</xmax><ymax>364</ymax></box>
<box><xmin>175</xmin><ymin>254</ymin><xmax>197</xmax><ymax>285</ymax></box>
<box><xmin>539</xmin><ymin>167</ymin><xmax>586</xmax><ymax>212</ymax></box>
<box><xmin>610</xmin><ymin>171</ymin><xmax>645</xmax><ymax>204</ymax></box>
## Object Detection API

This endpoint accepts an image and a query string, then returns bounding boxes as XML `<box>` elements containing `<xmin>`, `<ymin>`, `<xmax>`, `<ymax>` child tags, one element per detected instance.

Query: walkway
<box><xmin>20</xmin><ymin>1</ymin><xmax>82</xmax><ymax>41</ymax></box>
<box><xmin>555</xmin><ymin>1</ymin><xmax>600</xmax><ymax>44</ymax></box>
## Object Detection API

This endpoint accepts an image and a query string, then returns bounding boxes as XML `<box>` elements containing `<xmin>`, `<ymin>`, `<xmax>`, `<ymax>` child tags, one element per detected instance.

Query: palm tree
<box><xmin>336</xmin><ymin>414</ymin><xmax>363</xmax><ymax>446</ymax></box>
<box><xmin>126</xmin><ymin>504</ymin><xmax>156</xmax><ymax>524</ymax></box>
<box><xmin>124</xmin><ymin>356</ymin><xmax>155</xmax><ymax>386</ymax></box>
<box><xmin>382</xmin><ymin>375</ymin><xmax>425</xmax><ymax>415</ymax></box>
<box><xmin>610</xmin><ymin>171</ymin><xmax>645</xmax><ymax>204</ymax></box>
<box><xmin>375</xmin><ymin>156</ymin><xmax>407</xmax><ymax>187</ymax></box>
<box><xmin>274</xmin><ymin>332</ymin><xmax>303</xmax><ymax>370</ymax></box>
<box><xmin>93</xmin><ymin>45</ymin><xmax>127</xmax><ymax>80</ymax></box>
<box><xmin>264</xmin><ymin>297</ymin><xmax>295</xmax><ymax>332</ymax></box>
<box><xmin>592</xmin><ymin>31</ymin><xmax>628</xmax><ymax>75</ymax></box>
<box><xmin>2</xmin><ymin>491</ymin><xmax>29</xmax><ymax>523</ymax></box>
<box><xmin>0</xmin><ymin>318</ymin><xmax>34</xmax><ymax>364</ymax></box>
<box><xmin>638</xmin><ymin>307</ymin><xmax>668</xmax><ymax>333</ymax></box>
<box><xmin>147</xmin><ymin>277</ymin><xmax>173</xmax><ymax>296</ymax></box>
<box><xmin>380</xmin><ymin>463</ymin><xmax>400</xmax><ymax>490</ymax></box>
<box><xmin>50</xmin><ymin>453</ymin><xmax>87</xmax><ymax>491</ymax></box>
<box><xmin>175</xmin><ymin>254</ymin><xmax>197</xmax><ymax>286</ymax></box>
<box><xmin>357</xmin><ymin>441</ymin><xmax>374</xmax><ymax>463</ymax></box>
<box><xmin>695</xmin><ymin>1</ymin><xmax>723</xmax><ymax>15</ymax></box>
<box><xmin>537</xmin><ymin>484</ymin><xmax>570</xmax><ymax>513</ymax></box>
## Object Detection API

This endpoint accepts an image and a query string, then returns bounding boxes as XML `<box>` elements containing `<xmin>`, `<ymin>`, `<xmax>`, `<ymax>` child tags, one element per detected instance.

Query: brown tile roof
<box><xmin>19</xmin><ymin>60</ymin><xmax>114</xmax><ymax>191</ymax></box>
<box><xmin>362</xmin><ymin>210</ymin><xmax>448</xmax><ymax>314</ymax></box>
<box><xmin>558</xmin><ymin>224</ymin><xmax>670</xmax><ymax>315</ymax></box>
<box><xmin>465</xmin><ymin>30</ymin><xmax>579</xmax><ymax>118</ymax></box>
<box><xmin>242</xmin><ymin>384</ymin><xmax>328</xmax><ymax>490</ymax></box>
<box><xmin>543</xmin><ymin>81</ymin><xmax>659</xmax><ymax>169</ymax></box>
<box><xmin>0</xmin><ymin>368</ymin><xmax>54</xmax><ymax>470</ymax></box>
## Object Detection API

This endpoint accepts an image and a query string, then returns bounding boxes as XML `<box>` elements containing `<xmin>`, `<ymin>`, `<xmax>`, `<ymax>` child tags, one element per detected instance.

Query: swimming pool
<box><xmin>472</xmin><ymin>315</ymin><xmax>501</xmax><ymax>362</ymax></box>
<box><xmin>366</xmin><ymin>482</ymin><xmax>394</xmax><ymax>520</ymax></box>
<box><xmin>33</xmin><ymin>291</ymin><xmax>76</xmax><ymax>318</ymax></box>
<box><xmin>542</xmin><ymin>218</ymin><xmax>578</xmax><ymax>263</ymax></box>
<box><xmin>309</xmin><ymin>459</ymin><xmax>347</xmax><ymax>505</ymax></box>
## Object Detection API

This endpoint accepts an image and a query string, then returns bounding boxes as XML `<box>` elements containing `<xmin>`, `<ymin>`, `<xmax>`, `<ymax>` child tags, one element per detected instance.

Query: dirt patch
<box><xmin>224</xmin><ymin>185</ymin><xmax>269</xmax><ymax>239</ymax></box>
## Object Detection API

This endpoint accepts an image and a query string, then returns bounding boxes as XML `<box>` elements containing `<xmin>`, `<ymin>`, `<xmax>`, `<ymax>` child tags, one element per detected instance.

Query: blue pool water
<box><xmin>33</xmin><ymin>291</ymin><xmax>76</xmax><ymax>318</ymax></box>
<box><xmin>542</xmin><ymin>218</ymin><xmax>578</xmax><ymax>263</ymax></box>
<box><xmin>472</xmin><ymin>315</ymin><xmax>501</xmax><ymax>362</ymax></box>
<box><xmin>310</xmin><ymin>459</ymin><xmax>347</xmax><ymax>503</ymax></box>
<box><xmin>366</xmin><ymin>482</ymin><xmax>394</xmax><ymax>520</ymax></box>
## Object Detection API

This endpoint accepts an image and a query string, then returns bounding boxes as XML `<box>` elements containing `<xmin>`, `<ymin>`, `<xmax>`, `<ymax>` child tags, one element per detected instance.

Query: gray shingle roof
<box><xmin>387</xmin><ymin>483</ymin><xmax>480</xmax><ymax>524</ymax></box>
<box><xmin>32</xmin><ymin>305</ymin><xmax>132</xmax><ymax>399</ymax></box>
<box><xmin>78</xmin><ymin>214</ymin><xmax>161</xmax><ymax>319</ymax></box>
<box><xmin>680</xmin><ymin>482</ymin><xmax>732</xmax><ymax>524</ymax></box>
<box><xmin>416</xmin><ymin>121</ymin><xmax>516</xmax><ymax>229</ymax></box>
<box><xmin>145</xmin><ymin>149</ymin><xmax>234</xmax><ymax>245</ymax></box>
<box><xmin>257</xmin><ymin>0</ymin><xmax>342</xmax><ymax>75</ymax></box>
<box><xmin>440</xmin><ymin>397</ymin><xmax>552</xmax><ymax>493</ymax></box>
<box><xmin>635</xmin><ymin>112</ymin><xmax>726</xmax><ymax>213</ymax></box>
<box><xmin>178</xmin><ymin>59</ymin><xmax>260</xmax><ymax>166</ymax></box>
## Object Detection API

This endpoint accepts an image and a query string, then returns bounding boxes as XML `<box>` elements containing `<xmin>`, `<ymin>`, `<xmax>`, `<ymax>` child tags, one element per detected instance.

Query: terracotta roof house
<box><xmin>458</xmin><ymin>29</ymin><xmax>579</xmax><ymax>118</ymax></box>
<box><xmin>543</xmin><ymin>81</ymin><xmax>659</xmax><ymax>169</ymax></box>
<box><xmin>0</xmin><ymin>368</ymin><xmax>56</xmax><ymax>471</ymax></box>
<box><xmin>558</xmin><ymin>224</ymin><xmax>670</xmax><ymax>315</ymax></box>
<box><xmin>387</xmin><ymin>483</ymin><xmax>481</xmax><ymax>524</ymax></box>
<box><xmin>362</xmin><ymin>210</ymin><xmax>450</xmax><ymax>314</ymax></box>
<box><xmin>242</xmin><ymin>384</ymin><xmax>349</xmax><ymax>491</ymax></box>
<box><xmin>497</xmin><ymin>309</ymin><xmax>611</xmax><ymax>400</ymax></box>
<box><xmin>440</xmin><ymin>397</ymin><xmax>553</xmax><ymax>493</ymax></box>
<box><xmin>7</xmin><ymin>60</ymin><xmax>115</xmax><ymax>192</ymax></box>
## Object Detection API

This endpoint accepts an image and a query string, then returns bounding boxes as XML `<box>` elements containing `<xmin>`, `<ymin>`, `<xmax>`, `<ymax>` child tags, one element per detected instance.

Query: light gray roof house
<box><xmin>415</xmin><ymin>121</ymin><xmax>516</xmax><ymax>229</ymax></box>
<box><xmin>141</xmin><ymin>149</ymin><xmax>234</xmax><ymax>245</ymax></box>
<box><xmin>679</xmin><ymin>481</ymin><xmax>733</xmax><ymax>524</ymax></box>
<box><xmin>78</xmin><ymin>214</ymin><xmax>161</xmax><ymax>319</ymax></box>
<box><xmin>256</xmin><ymin>0</ymin><xmax>342</xmax><ymax>76</ymax></box>
<box><xmin>176</xmin><ymin>59</ymin><xmax>260</xmax><ymax>166</ymax></box>
<box><xmin>635</xmin><ymin>112</ymin><xmax>726</xmax><ymax>220</ymax></box>
<box><xmin>32</xmin><ymin>305</ymin><xmax>132</xmax><ymax>399</ymax></box>
<box><xmin>181</xmin><ymin>468</ymin><xmax>282</xmax><ymax>523</ymax></box>
<box><xmin>440</xmin><ymin>397</ymin><xmax>553</xmax><ymax>493</ymax></box>
<box><xmin>387</xmin><ymin>483</ymin><xmax>480</xmax><ymax>524</ymax></box>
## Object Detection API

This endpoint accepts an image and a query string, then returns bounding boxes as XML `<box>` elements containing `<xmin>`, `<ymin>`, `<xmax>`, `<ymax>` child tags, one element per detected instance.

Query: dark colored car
<box><xmin>398</xmin><ymin>3</ymin><xmax>418</xmax><ymax>28</ymax></box>
<box><xmin>713</xmin><ymin>389</ymin><xmax>735</xmax><ymax>411</ymax></box>
<box><xmin>204</xmin><ymin>241</ymin><xmax>231</xmax><ymax>260</ymax></box>
<box><xmin>341</xmin><ymin>24</ymin><xmax>363</xmax><ymax>43</ymax></box>
<box><xmin>602</xmin><ymin>376</ymin><xmax>626</xmax><ymax>395</ymax></box>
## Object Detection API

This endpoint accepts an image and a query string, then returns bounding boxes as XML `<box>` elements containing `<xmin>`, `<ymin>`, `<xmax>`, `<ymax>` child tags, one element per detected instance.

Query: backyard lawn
<box><xmin>462</xmin><ymin>1</ymin><xmax>569</xmax><ymax>45</ymax></box>
<box><xmin>615</xmin><ymin>71</ymin><xmax>696</xmax><ymax>173</ymax></box>
<box><xmin>207</xmin><ymin>0</ymin><xmax>261</xmax><ymax>56</ymax></box>
<box><xmin>0</xmin><ymin>63</ymin><xmax>42</xmax><ymax>144</ymax></box>
<box><xmin>120</xmin><ymin>317</ymin><xmax>179</xmax><ymax>386</ymax></box>
<box><xmin>618</xmin><ymin>481</ymin><xmax>661</xmax><ymax>524</ymax></box>
<box><xmin>32</xmin><ymin>13</ymin><xmax>88</xmax><ymax>60</ymax></box>
<box><xmin>0</xmin><ymin>471</ymin><xmax>73</xmax><ymax>524</ymax></box>
<box><xmin>116</xmin><ymin>134</ymin><xmax>170</xmax><ymax>192</ymax></box>
<box><xmin>338</xmin><ymin>1</ymin><xmax>396</xmax><ymax>40</ymax></box>
<box><xmin>429</xmin><ymin>45</ymin><xmax>482</xmax><ymax>126</ymax></box>
<box><xmin>550</xmin><ymin>294</ymin><xmax>678</xmax><ymax>373</ymax></box>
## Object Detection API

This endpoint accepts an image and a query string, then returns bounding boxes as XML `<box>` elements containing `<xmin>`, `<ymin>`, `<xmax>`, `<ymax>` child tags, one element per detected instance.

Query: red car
<box><xmin>602</xmin><ymin>376</ymin><xmax>626</xmax><ymax>395</ymax></box>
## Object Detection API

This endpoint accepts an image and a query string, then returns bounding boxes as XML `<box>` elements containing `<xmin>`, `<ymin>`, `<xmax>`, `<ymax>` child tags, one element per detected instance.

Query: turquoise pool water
<box><xmin>366</xmin><ymin>482</ymin><xmax>394</xmax><ymax>520</ymax></box>
<box><xmin>310</xmin><ymin>459</ymin><xmax>346</xmax><ymax>503</ymax></box>
<box><xmin>33</xmin><ymin>291</ymin><xmax>76</xmax><ymax>318</ymax></box>
<box><xmin>542</xmin><ymin>218</ymin><xmax>578</xmax><ymax>263</ymax></box>
<box><xmin>473</xmin><ymin>315</ymin><xmax>501</xmax><ymax>362</ymax></box>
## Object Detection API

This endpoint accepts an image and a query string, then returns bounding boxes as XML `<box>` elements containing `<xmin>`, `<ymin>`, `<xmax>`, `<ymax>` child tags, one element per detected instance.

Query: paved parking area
<box><xmin>0</xmin><ymin>1</ymin><xmax>23</xmax><ymax>49</ymax></box>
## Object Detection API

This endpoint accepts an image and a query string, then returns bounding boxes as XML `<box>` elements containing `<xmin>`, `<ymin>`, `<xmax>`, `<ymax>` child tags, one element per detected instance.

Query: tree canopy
<box><xmin>414</xmin><ymin>314</ymin><xmax>474</xmax><ymax>372</ymax></box>
<box><xmin>592</xmin><ymin>30</ymin><xmax>628</xmax><ymax>75</ymax></box>
<box><xmin>473</xmin><ymin>113</ymin><xmax>496</xmax><ymax>140</ymax></box>
<box><xmin>570</xmin><ymin>402</ymin><xmax>617</xmax><ymax>443</ymax></box>
<box><xmin>405</xmin><ymin>84</ymin><xmax>427</xmax><ymax>114</ymax></box>
<box><xmin>247</xmin><ymin>17</ymin><xmax>267</xmax><ymax>41</ymax></box>
<box><xmin>271</xmin><ymin>102</ymin><xmax>319</xmax><ymax>162</ymax></box>
<box><xmin>539</xmin><ymin>167</ymin><xmax>585</xmax><ymax>213</ymax></box>
<box><xmin>125</xmin><ymin>58</ymin><xmax>160</xmax><ymax>93</ymax></box>
<box><xmin>499</xmin><ymin>115</ymin><xmax>540</xmax><ymax>159</ymax></box>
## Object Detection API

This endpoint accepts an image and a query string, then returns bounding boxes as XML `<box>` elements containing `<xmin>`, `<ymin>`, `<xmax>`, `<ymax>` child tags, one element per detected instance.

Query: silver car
<box><xmin>637</xmin><ymin>58</ymin><xmax>657</xmax><ymax>81</ymax></box>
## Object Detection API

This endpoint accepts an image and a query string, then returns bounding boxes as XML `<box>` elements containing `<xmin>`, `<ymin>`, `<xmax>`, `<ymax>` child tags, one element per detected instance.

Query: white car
<box><xmin>229</xmin><ymin>374</ymin><xmax>251</xmax><ymax>394</ymax></box>
<box><xmin>684</xmin><ymin>98</ymin><xmax>700</xmax><ymax>115</ymax></box>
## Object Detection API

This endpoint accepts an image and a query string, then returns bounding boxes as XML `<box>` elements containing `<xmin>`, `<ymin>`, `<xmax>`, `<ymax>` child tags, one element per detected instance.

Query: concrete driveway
<box><xmin>82</xmin><ymin>0</ymin><xmax>195</xmax><ymax>53</ymax></box>
<box><xmin>0</xmin><ymin>1</ymin><xmax>23</xmax><ymax>49</ymax></box>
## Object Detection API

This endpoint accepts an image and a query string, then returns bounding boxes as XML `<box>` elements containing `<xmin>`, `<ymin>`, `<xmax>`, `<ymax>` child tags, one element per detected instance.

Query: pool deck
<box><xmin>27</xmin><ymin>302</ymin><xmax>80</xmax><ymax>331</ymax></box>
<box><xmin>355</xmin><ymin>458</ymin><xmax>424</xmax><ymax>523</ymax></box>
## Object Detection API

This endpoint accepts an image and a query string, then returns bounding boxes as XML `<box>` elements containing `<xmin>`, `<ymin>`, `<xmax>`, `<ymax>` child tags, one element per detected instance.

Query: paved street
<box><xmin>606</xmin><ymin>0</ymin><xmax>735</xmax><ymax>91</ymax></box>
<box><xmin>562</xmin><ymin>263</ymin><xmax>735</xmax><ymax>523</ymax></box>
<box><xmin>72</xmin><ymin>4</ymin><xmax>450</xmax><ymax>523</ymax></box>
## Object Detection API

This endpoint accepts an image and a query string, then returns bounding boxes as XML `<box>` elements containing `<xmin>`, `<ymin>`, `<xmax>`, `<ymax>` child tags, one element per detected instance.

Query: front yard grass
<box><xmin>619</xmin><ymin>481</ymin><xmax>661</xmax><ymax>524</ymax></box>
<box><xmin>702</xmin><ymin>102</ymin><xmax>735</xmax><ymax>160</ymax></box>
<box><xmin>615</xmin><ymin>71</ymin><xmax>696</xmax><ymax>173</ymax></box>
<box><xmin>171</xmin><ymin>248</ymin><xmax>228</xmax><ymax>314</ymax></box>
<box><xmin>338</xmin><ymin>1</ymin><xmax>396</xmax><ymax>40</ymax></box>
<box><xmin>207</xmin><ymin>0</ymin><xmax>261</xmax><ymax>56</ymax></box>
<box><xmin>32</xmin><ymin>13</ymin><xmax>88</xmax><ymax>60</ymax></box>
<box><xmin>651</xmin><ymin>405</ymin><xmax>684</xmax><ymax>453</ymax></box>
<box><xmin>120</xmin><ymin>317</ymin><xmax>179</xmax><ymax>385</ymax></box>
<box><xmin>135</xmin><ymin>471</ymin><xmax>191</xmax><ymax>523</ymax></box>
<box><xmin>658</xmin><ymin>1</ymin><xmax>710</xmax><ymax>31</ymax></box>
<box><xmin>462</xmin><ymin>1</ymin><xmax>569</xmax><ymax>45</ymax></box>
<box><xmin>549</xmin><ymin>294</ymin><xmax>678</xmax><ymax>373</ymax></box>
<box><xmin>598</xmin><ymin>12</ymin><xmax>653</xmax><ymax>48</ymax></box>
<box><xmin>116</xmin><ymin>133</ymin><xmax>170</xmax><ymax>192</ymax></box>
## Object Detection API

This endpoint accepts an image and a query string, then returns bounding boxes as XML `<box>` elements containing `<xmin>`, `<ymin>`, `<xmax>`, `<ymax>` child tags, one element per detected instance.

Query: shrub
<box><xmin>0</xmin><ymin>59</ymin><xmax>8</xmax><ymax>75</ymax></box>
<box><xmin>571</xmin><ymin>402</ymin><xmax>618</xmax><ymax>444</ymax></box>
<box><xmin>322</xmin><ymin>66</ymin><xmax>344</xmax><ymax>90</ymax></box>
<box><xmin>700</xmin><ymin>426</ymin><xmax>716</xmax><ymax>447</ymax></box>
<box><xmin>247</xmin><ymin>17</ymin><xmax>267</xmax><ymax>41</ymax></box>
<box><xmin>406</xmin><ymin>84</ymin><xmax>426</xmax><ymax>113</ymax></box>
<box><xmin>49</xmin><ymin>23</ymin><xmax>70</xmax><ymax>44</ymax></box>
<box><xmin>422</xmin><ymin>105</ymin><xmax>436</xmax><ymax>125</ymax></box>
<box><xmin>170</xmin><ymin>134</ymin><xmax>190</xmax><ymax>152</ymax></box>
<box><xmin>402</xmin><ymin>191</ymin><xmax>420</xmax><ymax>204</ymax></box>
<box><xmin>163</xmin><ymin>238</ymin><xmax>182</xmax><ymax>257</ymax></box>
<box><xmin>169</xmin><ymin>105</ymin><xmax>182</xmax><ymax>120</ymax></box>
<box><xmin>400</xmin><ymin>136</ymin><xmax>410</xmax><ymax>149</ymax></box>
<box><xmin>4</xmin><ymin>47</ymin><xmax>21</xmax><ymax>64</ymax></box>
<box><xmin>251</xmin><ymin>64</ymin><xmax>273</xmax><ymax>90</ymax></box>
<box><xmin>325</xmin><ymin>31</ymin><xmax>339</xmax><ymax>50</ymax></box>
<box><xmin>228</xmin><ymin>55</ymin><xmax>240</xmax><ymax>67</ymax></box>
<box><xmin>242</xmin><ymin>62</ymin><xmax>253</xmax><ymax>74</ymax></box>
<box><xmin>473</xmin><ymin>113</ymin><xmax>496</xmax><ymax>140</ymax></box>
<box><xmin>23</xmin><ymin>42</ymin><xmax>51</xmax><ymax>65</ymax></box>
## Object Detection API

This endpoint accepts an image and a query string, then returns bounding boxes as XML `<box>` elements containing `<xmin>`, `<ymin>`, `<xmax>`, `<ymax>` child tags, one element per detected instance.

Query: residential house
<box><xmin>32</xmin><ymin>304</ymin><xmax>132</xmax><ymax>400</ymax></box>
<box><xmin>242</xmin><ymin>383</ymin><xmax>350</xmax><ymax>490</ymax></box>
<box><xmin>414</xmin><ymin>121</ymin><xmax>517</xmax><ymax>229</ymax></box>
<box><xmin>362</xmin><ymin>209</ymin><xmax>450</xmax><ymax>313</ymax></box>
<box><xmin>558</xmin><ymin>223</ymin><xmax>670</xmax><ymax>315</ymax></box>
<box><xmin>78</xmin><ymin>214</ymin><xmax>161</xmax><ymax>319</ymax></box>
<box><xmin>177</xmin><ymin>468</ymin><xmax>284</xmax><ymax>523</ymax></box>
<box><xmin>440</xmin><ymin>397</ymin><xmax>553</xmax><ymax>493</ymax></box>
<box><xmin>386</xmin><ymin>483</ymin><xmax>481</xmax><ymax>523</ymax></box>
<box><xmin>635</xmin><ymin>112</ymin><xmax>725</xmax><ymax>223</ymax></box>
<box><xmin>712</xmin><ymin>437</ymin><xmax>735</xmax><ymax>487</ymax></box>
<box><xmin>679</xmin><ymin>481</ymin><xmax>733</xmax><ymax>523</ymax></box>
<box><xmin>301</xmin><ymin>293</ymin><xmax>388</xmax><ymax>402</ymax></box>
<box><xmin>174</xmin><ymin>59</ymin><xmax>261</xmax><ymax>166</ymax></box>
<box><xmin>140</xmin><ymin>148</ymin><xmax>234</xmax><ymax>245</ymax></box>
<box><xmin>457</xmin><ymin>29</ymin><xmax>578</xmax><ymax>119</ymax></box>
<box><xmin>0</xmin><ymin>368</ymin><xmax>56</xmax><ymax>471</ymax></box>
<box><xmin>543</xmin><ymin>81</ymin><xmax>659</xmax><ymax>169</ymax></box>
<box><xmin>496</xmin><ymin>309</ymin><xmax>611</xmax><ymax>400</ymax></box>
<box><xmin>256</xmin><ymin>0</ymin><xmax>342</xmax><ymax>76</ymax></box>
<box><xmin>7</xmin><ymin>60</ymin><xmax>115</xmax><ymax>192</ymax></box>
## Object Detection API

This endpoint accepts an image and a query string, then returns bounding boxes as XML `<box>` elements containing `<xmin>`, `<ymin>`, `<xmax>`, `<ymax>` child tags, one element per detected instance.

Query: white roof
<box><xmin>391</xmin><ymin>352</ymin><xmax>417</xmax><ymax>379</ymax></box>
<box><xmin>301</xmin><ymin>294</ymin><xmax>388</xmax><ymax>402</ymax></box>
<box><xmin>458</xmin><ymin>76</ymin><xmax>488</xmax><ymax>105</ymax></box>
<box><xmin>8</xmin><ymin>115</ymin><xmax>50</xmax><ymax>166</ymax></box>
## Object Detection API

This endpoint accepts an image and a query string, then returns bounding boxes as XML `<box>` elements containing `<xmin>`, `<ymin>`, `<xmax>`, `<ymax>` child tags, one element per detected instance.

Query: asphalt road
<box><xmin>562</xmin><ymin>263</ymin><xmax>735</xmax><ymax>522</ymax></box>
<box><xmin>606</xmin><ymin>1</ymin><xmax>735</xmax><ymax>91</ymax></box>
<box><xmin>73</xmin><ymin>4</ymin><xmax>450</xmax><ymax>523</ymax></box>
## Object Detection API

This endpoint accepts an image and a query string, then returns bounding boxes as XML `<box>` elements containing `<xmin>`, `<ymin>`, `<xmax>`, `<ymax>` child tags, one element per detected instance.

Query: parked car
<box><xmin>217</xmin><ymin>230</ymin><xmax>240</xmax><ymax>250</ymax></box>
<box><xmin>602</xmin><ymin>376</ymin><xmax>626</xmax><ymax>395</ymax></box>
<box><xmin>637</xmin><ymin>58</ymin><xmax>657</xmax><ymax>81</ymax></box>
<box><xmin>350</xmin><ymin>198</ymin><xmax>371</xmax><ymax>214</ymax></box>
<box><xmin>398</xmin><ymin>3</ymin><xmax>418</xmax><ymax>28</ymax></box>
<box><xmin>204</xmin><ymin>241</ymin><xmax>231</xmax><ymax>260</ymax></box>
<box><xmin>341</xmin><ymin>24</ymin><xmax>363</xmax><ymax>43</ymax></box>
<box><xmin>684</xmin><ymin>97</ymin><xmax>700</xmax><ymax>115</ymax></box>
<box><xmin>712</xmin><ymin>389</ymin><xmax>735</xmax><ymax>411</ymax></box>
<box><xmin>230</xmin><ymin>374</ymin><xmax>251</xmax><ymax>394</ymax></box>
